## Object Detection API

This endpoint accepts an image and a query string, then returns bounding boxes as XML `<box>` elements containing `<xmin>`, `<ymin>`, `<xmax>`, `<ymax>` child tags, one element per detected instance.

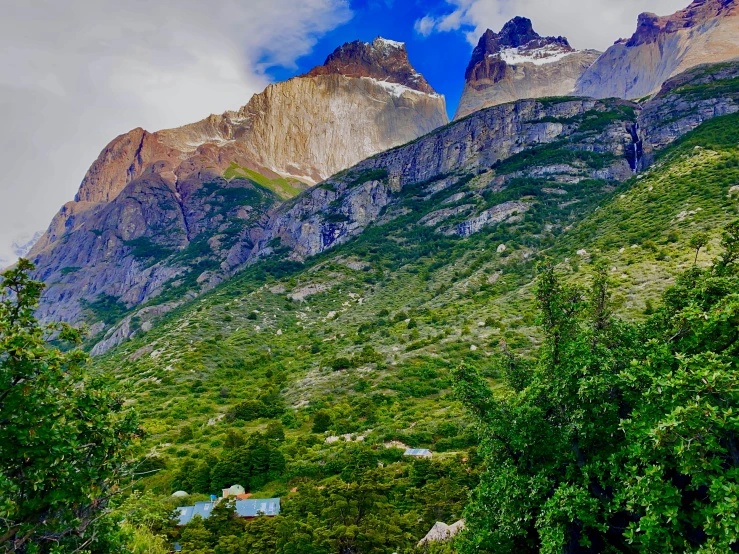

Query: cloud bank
<box><xmin>0</xmin><ymin>0</ymin><xmax>351</xmax><ymax>263</ymax></box>
<box><xmin>415</xmin><ymin>0</ymin><xmax>691</xmax><ymax>50</ymax></box>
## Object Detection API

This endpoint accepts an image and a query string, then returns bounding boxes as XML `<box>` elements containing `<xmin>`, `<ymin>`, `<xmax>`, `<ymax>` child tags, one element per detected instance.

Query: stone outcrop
<box><xmin>418</xmin><ymin>520</ymin><xmax>465</xmax><ymax>546</ymax></box>
<box><xmin>638</xmin><ymin>61</ymin><xmax>739</xmax><ymax>165</ymax></box>
<box><xmin>575</xmin><ymin>0</ymin><xmax>739</xmax><ymax>100</ymax></box>
<box><xmin>28</xmin><ymin>37</ymin><xmax>447</xmax><ymax>334</ymax></box>
<box><xmin>442</xmin><ymin>201</ymin><xmax>530</xmax><ymax>237</ymax></box>
<box><xmin>454</xmin><ymin>18</ymin><xmax>601</xmax><ymax>119</ymax></box>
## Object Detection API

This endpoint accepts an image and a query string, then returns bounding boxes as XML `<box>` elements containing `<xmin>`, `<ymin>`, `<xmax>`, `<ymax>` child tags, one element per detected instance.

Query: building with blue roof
<box><xmin>176</xmin><ymin>501</ymin><xmax>215</xmax><ymax>526</ymax></box>
<box><xmin>404</xmin><ymin>448</ymin><xmax>432</xmax><ymax>458</ymax></box>
<box><xmin>176</xmin><ymin>498</ymin><xmax>280</xmax><ymax>525</ymax></box>
<box><xmin>176</xmin><ymin>505</ymin><xmax>195</xmax><ymax>526</ymax></box>
<box><xmin>235</xmin><ymin>498</ymin><xmax>281</xmax><ymax>518</ymax></box>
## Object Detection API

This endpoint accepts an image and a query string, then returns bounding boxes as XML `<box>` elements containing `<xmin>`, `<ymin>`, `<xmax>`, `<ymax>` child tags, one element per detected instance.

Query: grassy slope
<box><xmin>92</xmin><ymin>99</ymin><xmax>739</xmax><ymax>545</ymax></box>
<box><xmin>224</xmin><ymin>162</ymin><xmax>307</xmax><ymax>199</ymax></box>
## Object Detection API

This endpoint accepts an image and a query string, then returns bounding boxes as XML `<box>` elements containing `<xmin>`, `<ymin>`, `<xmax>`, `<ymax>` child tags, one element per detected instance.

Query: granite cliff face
<box><xmin>575</xmin><ymin>0</ymin><xmax>739</xmax><ymax>100</ymax></box>
<box><xmin>28</xmin><ymin>37</ymin><xmax>447</xmax><ymax>334</ymax></box>
<box><xmin>454</xmin><ymin>18</ymin><xmax>601</xmax><ymax>120</ymax></box>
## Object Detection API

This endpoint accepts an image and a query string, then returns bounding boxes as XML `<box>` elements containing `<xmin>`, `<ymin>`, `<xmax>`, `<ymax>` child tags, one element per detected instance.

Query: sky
<box><xmin>0</xmin><ymin>0</ymin><xmax>691</xmax><ymax>263</ymax></box>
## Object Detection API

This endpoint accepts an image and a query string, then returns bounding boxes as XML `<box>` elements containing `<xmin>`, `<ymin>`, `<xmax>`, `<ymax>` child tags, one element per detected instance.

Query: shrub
<box><xmin>312</xmin><ymin>410</ymin><xmax>332</xmax><ymax>433</ymax></box>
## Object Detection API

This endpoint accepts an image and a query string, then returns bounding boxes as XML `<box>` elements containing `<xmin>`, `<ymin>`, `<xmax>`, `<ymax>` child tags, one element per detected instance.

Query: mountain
<box><xmin>575</xmin><ymin>0</ymin><xmax>739</xmax><ymax>100</ymax></box>
<box><xmin>89</xmin><ymin>61</ymin><xmax>739</xmax><ymax>552</ymax></box>
<box><xmin>454</xmin><ymin>17</ymin><xmax>601</xmax><ymax>120</ymax></box>
<box><xmin>0</xmin><ymin>230</ymin><xmax>43</xmax><ymax>269</ymax></box>
<box><xmin>90</xmin><ymin>59</ymin><xmax>739</xmax><ymax>356</ymax></box>
<box><xmin>27</xmin><ymin>37</ymin><xmax>447</xmax><ymax>331</ymax></box>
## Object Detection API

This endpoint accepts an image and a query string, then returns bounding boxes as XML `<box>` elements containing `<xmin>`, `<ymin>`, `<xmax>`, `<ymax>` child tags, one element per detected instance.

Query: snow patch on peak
<box><xmin>496</xmin><ymin>44</ymin><xmax>575</xmax><ymax>66</ymax></box>
<box><xmin>365</xmin><ymin>77</ymin><xmax>440</xmax><ymax>98</ymax></box>
<box><xmin>374</xmin><ymin>37</ymin><xmax>405</xmax><ymax>49</ymax></box>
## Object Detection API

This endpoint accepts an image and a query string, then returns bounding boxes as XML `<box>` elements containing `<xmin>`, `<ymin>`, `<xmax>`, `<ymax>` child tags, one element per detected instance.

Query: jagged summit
<box><xmin>575</xmin><ymin>0</ymin><xmax>739</xmax><ymax>99</ymax></box>
<box><xmin>454</xmin><ymin>17</ymin><xmax>600</xmax><ymax>119</ymax></box>
<box><xmin>464</xmin><ymin>18</ymin><xmax>575</xmax><ymax>82</ymax></box>
<box><xmin>623</xmin><ymin>0</ymin><xmax>735</xmax><ymax>47</ymax></box>
<box><xmin>304</xmin><ymin>37</ymin><xmax>437</xmax><ymax>94</ymax></box>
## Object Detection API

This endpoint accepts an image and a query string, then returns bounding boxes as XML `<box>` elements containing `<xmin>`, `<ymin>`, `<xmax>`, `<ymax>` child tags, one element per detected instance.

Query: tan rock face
<box><xmin>69</xmin><ymin>36</ymin><xmax>447</xmax><ymax>207</ymax></box>
<box><xmin>575</xmin><ymin>0</ymin><xmax>739</xmax><ymax>99</ymax></box>
<box><xmin>454</xmin><ymin>18</ymin><xmax>601</xmax><ymax>120</ymax></box>
<box><xmin>236</xmin><ymin>74</ymin><xmax>447</xmax><ymax>183</ymax></box>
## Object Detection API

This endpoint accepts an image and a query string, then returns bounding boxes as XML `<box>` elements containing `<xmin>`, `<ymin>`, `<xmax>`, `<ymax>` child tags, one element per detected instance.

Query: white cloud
<box><xmin>414</xmin><ymin>0</ymin><xmax>692</xmax><ymax>50</ymax></box>
<box><xmin>0</xmin><ymin>0</ymin><xmax>351</xmax><ymax>262</ymax></box>
<box><xmin>414</xmin><ymin>15</ymin><xmax>438</xmax><ymax>37</ymax></box>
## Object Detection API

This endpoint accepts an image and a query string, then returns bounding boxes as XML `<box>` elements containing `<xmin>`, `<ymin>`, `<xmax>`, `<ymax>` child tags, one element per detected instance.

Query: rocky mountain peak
<box><xmin>624</xmin><ymin>0</ymin><xmax>736</xmax><ymax>47</ymax></box>
<box><xmin>454</xmin><ymin>17</ymin><xmax>598</xmax><ymax>119</ymax></box>
<box><xmin>304</xmin><ymin>37</ymin><xmax>436</xmax><ymax>94</ymax></box>
<box><xmin>464</xmin><ymin>18</ymin><xmax>574</xmax><ymax>82</ymax></box>
<box><xmin>497</xmin><ymin>16</ymin><xmax>545</xmax><ymax>47</ymax></box>
<box><xmin>576</xmin><ymin>0</ymin><xmax>739</xmax><ymax>100</ymax></box>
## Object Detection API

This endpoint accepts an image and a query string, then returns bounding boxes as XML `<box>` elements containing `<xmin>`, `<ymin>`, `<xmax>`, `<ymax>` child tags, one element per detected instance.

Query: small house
<box><xmin>404</xmin><ymin>448</ymin><xmax>432</xmax><ymax>459</ymax></box>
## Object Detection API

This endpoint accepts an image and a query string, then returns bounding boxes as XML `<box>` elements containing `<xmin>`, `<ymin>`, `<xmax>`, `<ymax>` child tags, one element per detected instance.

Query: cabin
<box><xmin>235</xmin><ymin>498</ymin><xmax>281</xmax><ymax>519</ymax></box>
<box><xmin>404</xmin><ymin>448</ymin><xmax>432</xmax><ymax>459</ymax></box>
<box><xmin>176</xmin><ymin>501</ymin><xmax>215</xmax><ymax>526</ymax></box>
<box><xmin>176</xmin><ymin>497</ymin><xmax>280</xmax><ymax>526</ymax></box>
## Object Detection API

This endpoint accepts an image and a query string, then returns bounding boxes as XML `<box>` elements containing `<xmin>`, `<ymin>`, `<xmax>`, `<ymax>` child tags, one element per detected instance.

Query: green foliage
<box><xmin>0</xmin><ymin>260</ymin><xmax>140</xmax><ymax>552</ymax></box>
<box><xmin>492</xmin><ymin>142</ymin><xmax>617</xmax><ymax>175</ymax></box>
<box><xmin>346</xmin><ymin>168</ymin><xmax>389</xmax><ymax>188</ymax></box>
<box><xmin>223</xmin><ymin>163</ymin><xmax>305</xmax><ymax>199</ymax></box>
<box><xmin>455</xmin><ymin>223</ymin><xmax>739</xmax><ymax>553</ymax></box>
<box><xmin>688</xmin><ymin>230</ymin><xmax>710</xmax><ymax>263</ymax></box>
<box><xmin>322</xmin><ymin>212</ymin><xmax>351</xmax><ymax>224</ymax></box>
<box><xmin>227</xmin><ymin>390</ymin><xmax>285</xmax><ymax>422</ymax></box>
<box><xmin>173</xmin><ymin>432</ymin><xmax>285</xmax><ymax>494</ymax></box>
<box><xmin>124</xmin><ymin>236</ymin><xmax>174</xmax><ymax>264</ymax></box>
<box><xmin>81</xmin><ymin>293</ymin><xmax>129</xmax><ymax>325</ymax></box>
<box><xmin>311</xmin><ymin>410</ymin><xmax>332</xmax><ymax>434</ymax></box>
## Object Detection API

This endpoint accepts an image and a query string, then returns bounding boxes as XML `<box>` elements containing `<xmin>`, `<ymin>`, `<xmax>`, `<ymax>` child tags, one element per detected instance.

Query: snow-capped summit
<box><xmin>454</xmin><ymin>17</ymin><xmax>601</xmax><ymax>119</ymax></box>
<box><xmin>304</xmin><ymin>37</ymin><xmax>437</xmax><ymax>95</ymax></box>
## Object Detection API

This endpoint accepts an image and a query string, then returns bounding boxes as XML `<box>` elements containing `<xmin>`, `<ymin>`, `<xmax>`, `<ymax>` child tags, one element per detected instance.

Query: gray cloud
<box><xmin>415</xmin><ymin>0</ymin><xmax>692</xmax><ymax>50</ymax></box>
<box><xmin>0</xmin><ymin>0</ymin><xmax>351</xmax><ymax>262</ymax></box>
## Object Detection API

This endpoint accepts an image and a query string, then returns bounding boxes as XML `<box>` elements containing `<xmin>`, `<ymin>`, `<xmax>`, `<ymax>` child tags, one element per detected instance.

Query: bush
<box><xmin>312</xmin><ymin>410</ymin><xmax>332</xmax><ymax>433</ymax></box>
<box><xmin>329</xmin><ymin>357</ymin><xmax>354</xmax><ymax>371</ymax></box>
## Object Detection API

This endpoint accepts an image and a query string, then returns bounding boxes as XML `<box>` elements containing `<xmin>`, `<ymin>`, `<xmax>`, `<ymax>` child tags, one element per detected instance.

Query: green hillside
<box><xmin>77</xmin><ymin>96</ymin><xmax>739</xmax><ymax>551</ymax></box>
